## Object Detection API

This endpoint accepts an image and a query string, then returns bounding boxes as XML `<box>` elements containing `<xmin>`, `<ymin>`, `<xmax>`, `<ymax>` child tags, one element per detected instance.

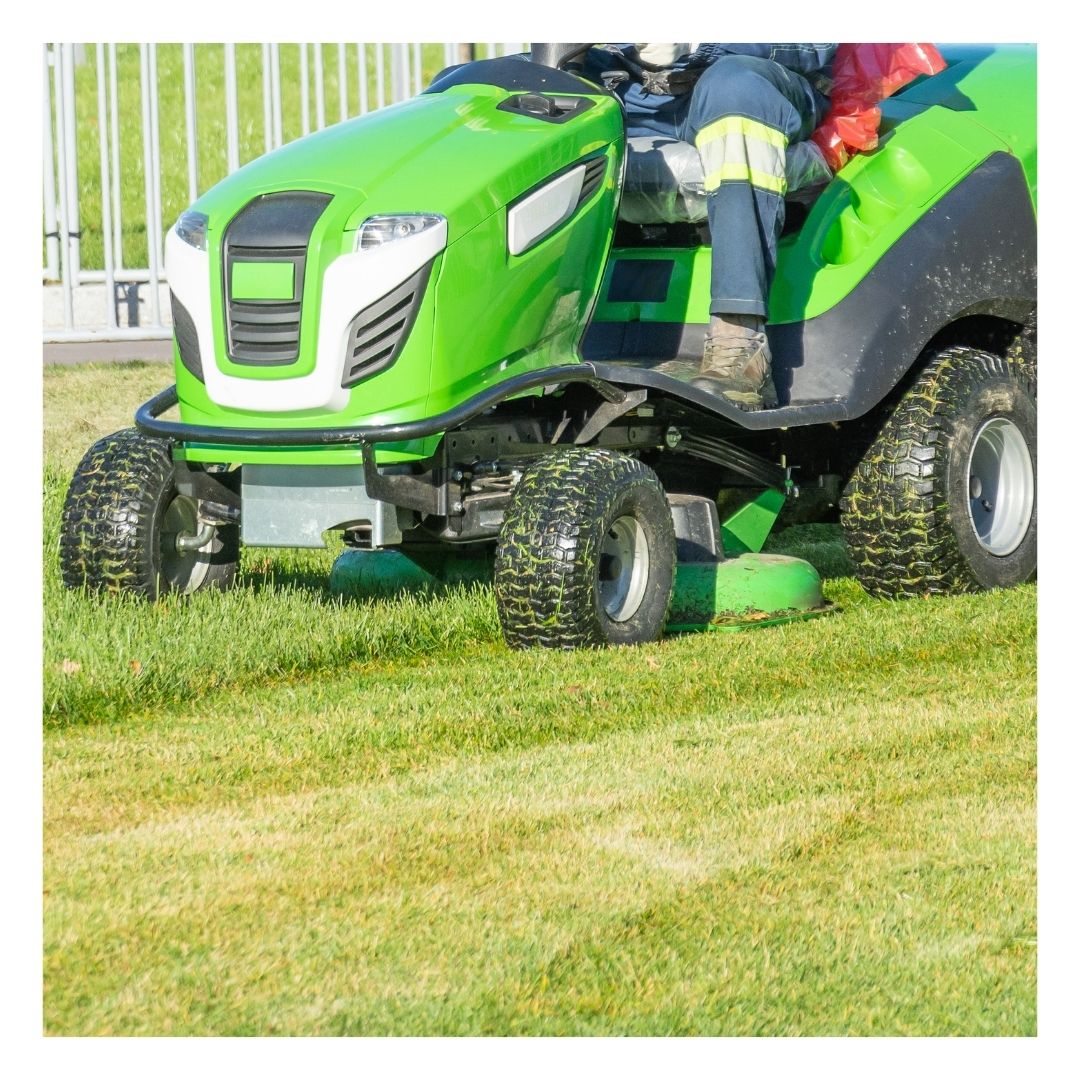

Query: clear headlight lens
<box><xmin>175</xmin><ymin>210</ymin><xmax>209</xmax><ymax>251</ymax></box>
<box><xmin>355</xmin><ymin>214</ymin><xmax>444</xmax><ymax>250</ymax></box>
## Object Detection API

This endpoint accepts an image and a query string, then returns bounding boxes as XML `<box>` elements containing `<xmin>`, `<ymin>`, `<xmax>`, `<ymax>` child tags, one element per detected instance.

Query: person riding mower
<box><xmin>588</xmin><ymin>43</ymin><xmax>837</xmax><ymax>410</ymax></box>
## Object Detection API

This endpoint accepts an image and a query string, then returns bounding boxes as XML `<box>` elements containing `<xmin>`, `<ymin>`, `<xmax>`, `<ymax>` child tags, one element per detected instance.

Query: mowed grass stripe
<box><xmin>45</xmin><ymin>583</ymin><xmax>1034</xmax><ymax>839</ymax></box>
<box><xmin>45</xmin><ymin>691</ymin><xmax>1034</xmax><ymax>1035</ymax></box>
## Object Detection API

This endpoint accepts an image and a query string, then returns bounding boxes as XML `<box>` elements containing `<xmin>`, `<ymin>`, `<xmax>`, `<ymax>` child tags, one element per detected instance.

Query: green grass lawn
<box><xmin>42</xmin><ymin>364</ymin><xmax>1037</xmax><ymax>1035</ymax></box>
<box><xmin>51</xmin><ymin>44</ymin><xmax>491</xmax><ymax>273</ymax></box>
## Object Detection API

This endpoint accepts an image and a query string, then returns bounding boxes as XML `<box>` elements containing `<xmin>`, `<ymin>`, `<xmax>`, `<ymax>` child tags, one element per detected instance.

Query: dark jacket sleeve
<box><xmin>692</xmin><ymin>44</ymin><xmax>837</xmax><ymax>76</ymax></box>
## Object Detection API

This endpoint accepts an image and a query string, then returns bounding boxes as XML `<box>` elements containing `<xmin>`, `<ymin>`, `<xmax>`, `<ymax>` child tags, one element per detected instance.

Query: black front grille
<box><xmin>222</xmin><ymin>192</ymin><xmax>332</xmax><ymax>366</ymax></box>
<box><xmin>225</xmin><ymin>245</ymin><xmax>306</xmax><ymax>364</ymax></box>
<box><xmin>170</xmin><ymin>290</ymin><xmax>203</xmax><ymax>382</ymax></box>
<box><xmin>342</xmin><ymin>261</ymin><xmax>434</xmax><ymax>388</ymax></box>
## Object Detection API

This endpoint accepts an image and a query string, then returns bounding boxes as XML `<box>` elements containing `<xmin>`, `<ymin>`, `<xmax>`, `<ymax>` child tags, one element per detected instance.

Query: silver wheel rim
<box><xmin>159</xmin><ymin>494</ymin><xmax>212</xmax><ymax>593</ymax></box>
<box><xmin>966</xmin><ymin>417</ymin><xmax>1034</xmax><ymax>556</ymax></box>
<box><xmin>598</xmin><ymin>515</ymin><xmax>650</xmax><ymax>622</ymax></box>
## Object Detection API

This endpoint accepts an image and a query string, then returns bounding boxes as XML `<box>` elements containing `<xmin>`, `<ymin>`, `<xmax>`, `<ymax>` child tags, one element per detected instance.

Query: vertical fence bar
<box><xmin>42</xmin><ymin>46</ymin><xmax>60</xmax><ymax>280</ymax></box>
<box><xmin>443</xmin><ymin>42</ymin><xmax>456</xmax><ymax>70</ymax></box>
<box><xmin>95</xmin><ymin>44</ymin><xmax>117</xmax><ymax>329</ymax></box>
<box><xmin>486</xmin><ymin>43</ymin><xmax>497</xmax><ymax>60</ymax></box>
<box><xmin>149</xmin><ymin>44</ymin><xmax>165</xmax><ymax>281</ymax></box>
<box><xmin>357</xmin><ymin>43</ymin><xmax>368</xmax><ymax>115</ymax></box>
<box><xmin>52</xmin><ymin>44</ymin><xmax>74</xmax><ymax>329</ymax></box>
<box><xmin>314</xmin><ymin>43</ymin><xmax>326</xmax><ymax>129</ymax></box>
<box><xmin>183</xmin><ymin>44</ymin><xmax>199</xmax><ymax>203</ymax></box>
<box><xmin>108</xmin><ymin>43</ymin><xmax>123</xmax><ymax>270</ymax></box>
<box><xmin>261</xmin><ymin>44</ymin><xmax>273</xmax><ymax>153</ymax></box>
<box><xmin>299</xmin><ymin>43</ymin><xmax>311</xmax><ymax>135</ymax></box>
<box><xmin>224</xmin><ymin>43</ymin><xmax>240</xmax><ymax>173</ymax></box>
<box><xmin>375</xmin><ymin>44</ymin><xmax>385</xmax><ymax>109</ymax></box>
<box><xmin>392</xmin><ymin>43</ymin><xmax>408</xmax><ymax>102</ymax></box>
<box><xmin>337</xmin><ymin>42</ymin><xmax>348</xmax><ymax>120</ymax></box>
<box><xmin>61</xmin><ymin>43</ymin><xmax>81</xmax><ymax>280</ymax></box>
<box><xmin>139</xmin><ymin>44</ymin><xmax>162</xmax><ymax>326</ymax></box>
<box><xmin>270</xmin><ymin>44</ymin><xmax>283</xmax><ymax>147</ymax></box>
<box><xmin>413</xmin><ymin>42</ymin><xmax>422</xmax><ymax>94</ymax></box>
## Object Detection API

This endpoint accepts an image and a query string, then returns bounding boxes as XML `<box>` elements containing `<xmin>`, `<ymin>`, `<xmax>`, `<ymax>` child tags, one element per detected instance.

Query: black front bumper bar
<box><xmin>135</xmin><ymin>364</ymin><xmax>629</xmax><ymax>447</ymax></box>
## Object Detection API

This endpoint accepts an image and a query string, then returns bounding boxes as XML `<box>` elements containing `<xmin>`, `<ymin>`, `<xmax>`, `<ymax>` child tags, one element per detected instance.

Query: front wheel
<box><xmin>494</xmin><ymin>448</ymin><xmax>676</xmax><ymax>649</ymax></box>
<box><xmin>840</xmin><ymin>346</ymin><xmax>1036</xmax><ymax>598</ymax></box>
<box><xmin>60</xmin><ymin>427</ymin><xmax>238</xmax><ymax>599</ymax></box>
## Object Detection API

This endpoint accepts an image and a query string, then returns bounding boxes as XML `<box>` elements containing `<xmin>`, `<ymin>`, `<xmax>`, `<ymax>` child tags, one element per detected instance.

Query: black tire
<box><xmin>840</xmin><ymin>345</ymin><xmax>1036</xmax><ymax>598</ymax></box>
<box><xmin>494</xmin><ymin>448</ymin><xmax>676</xmax><ymax>649</ymax></box>
<box><xmin>59</xmin><ymin>427</ymin><xmax>238</xmax><ymax>599</ymax></box>
<box><xmin>1007</xmin><ymin>316</ymin><xmax>1037</xmax><ymax>399</ymax></box>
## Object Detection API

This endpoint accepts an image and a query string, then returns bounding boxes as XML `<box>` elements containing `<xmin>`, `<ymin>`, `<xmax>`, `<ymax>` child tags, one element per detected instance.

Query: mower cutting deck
<box><xmin>329</xmin><ymin>489</ymin><xmax>832</xmax><ymax>635</ymax></box>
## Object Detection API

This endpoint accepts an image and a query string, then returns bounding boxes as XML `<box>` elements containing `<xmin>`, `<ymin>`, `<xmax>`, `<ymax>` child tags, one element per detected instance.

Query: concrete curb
<box><xmin>44</xmin><ymin>340</ymin><xmax>173</xmax><ymax>366</ymax></box>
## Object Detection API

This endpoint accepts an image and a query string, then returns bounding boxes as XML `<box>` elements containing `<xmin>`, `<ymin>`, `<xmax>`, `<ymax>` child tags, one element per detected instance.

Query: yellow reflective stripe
<box><xmin>699</xmin><ymin>140</ymin><xmax>787</xmax><ymax>191</ymax></box>
<box><xmin>695</xmin><ymin>116</ymin><xmax>789</xmax><ymax>195</ymax></box>
<box><xmin>695</xmin><ymin>115</ymin><xmax>788</xmax><ymax>150</ymax></box>
<box><xmin>702</xmin><ymin>163</ymin><xmax>787</xmax><ymax>194</ymax></box>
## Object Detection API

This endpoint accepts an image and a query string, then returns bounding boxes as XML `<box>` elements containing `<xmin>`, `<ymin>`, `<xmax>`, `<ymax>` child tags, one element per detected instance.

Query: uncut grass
<box><xmin>44</xmin><ymin>364</ymin><xmax>500</xmax><ymax>725</ymax></box>
<box><xmin>44</xmin><ymin>365</ymin><xmax>1036</xmax><ymax>1034</ymax></box>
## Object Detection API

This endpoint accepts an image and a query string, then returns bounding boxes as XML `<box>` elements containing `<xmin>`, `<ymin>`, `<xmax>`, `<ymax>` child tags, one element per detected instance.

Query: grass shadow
<box><xmin>764</xmin><ymin>523</ymin><xmax>855</xmax><ymax>580</ymax></box>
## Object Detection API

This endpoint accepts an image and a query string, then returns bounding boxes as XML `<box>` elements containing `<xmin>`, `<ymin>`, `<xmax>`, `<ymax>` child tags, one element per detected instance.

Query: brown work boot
<box><xmin>690</xmin><ymin>320</ymin><xmax>778</xmax><ymax>411</ymax></box>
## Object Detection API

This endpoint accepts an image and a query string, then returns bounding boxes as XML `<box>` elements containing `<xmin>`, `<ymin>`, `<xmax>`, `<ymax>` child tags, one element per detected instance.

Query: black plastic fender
<box><xmin>767</xmin><ymin>150</ymin><xmax>1037</xmax><ymax>416</ymax></box>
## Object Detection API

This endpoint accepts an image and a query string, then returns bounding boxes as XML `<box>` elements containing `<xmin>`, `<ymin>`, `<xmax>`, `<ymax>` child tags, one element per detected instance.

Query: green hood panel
<box><xmin>194</xmin><ymin>84</ymin><xmax>617</xmax><ymax>242</ymax></box>
<box><xmin>176</xmin><ymin>80</ymin><xmax>624</xmax><ymax>459</ymax></box>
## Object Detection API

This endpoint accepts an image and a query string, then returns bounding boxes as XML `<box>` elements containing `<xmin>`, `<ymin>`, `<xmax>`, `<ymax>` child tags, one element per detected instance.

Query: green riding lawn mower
<box><xmin>59</xmin><ymin>43</ymin><xmax>1037</xmax><ymax>649</ymax></box>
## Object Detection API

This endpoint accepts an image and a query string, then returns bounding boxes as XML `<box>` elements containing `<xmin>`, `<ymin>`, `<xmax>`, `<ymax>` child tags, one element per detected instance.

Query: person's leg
<box><xmin>682</xmin><ymin>53</ymin><xmax>818</xmax><ymax>319</ymax></box>
<box><xmin>680</xmin><ymin>54</ymin><xmax>819</xmax><ymax>408</ymax></box>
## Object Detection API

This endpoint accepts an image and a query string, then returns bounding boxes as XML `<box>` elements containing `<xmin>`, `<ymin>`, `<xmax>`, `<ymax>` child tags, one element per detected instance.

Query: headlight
<box><xmin>175</xmin><ymin>210</ymin><xmax>209</xmax><ymax>251</ymax></box>
<box><xmin>355</xmin><ymin>214</ymin><xmax>445</xmax><ymax>250</ymax></box>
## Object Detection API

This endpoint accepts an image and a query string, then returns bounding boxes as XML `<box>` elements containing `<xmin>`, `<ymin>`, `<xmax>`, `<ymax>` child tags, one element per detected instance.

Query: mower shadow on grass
<box><xmin>763</xmin><ymin>524</ymin><xmax>856</xmax><ymax>581</ymax></box>
<box><xmin>237</xmin><ymin>565</ymin><xmax>339</xmax><ymax>599</ymax></box>
<box><xmin>238</xmin><ymin>557</ymin><xmax>495</xmax><ymax>609</ymax></box>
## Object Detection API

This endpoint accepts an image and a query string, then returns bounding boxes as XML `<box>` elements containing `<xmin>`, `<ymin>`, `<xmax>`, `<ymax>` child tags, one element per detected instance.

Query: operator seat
<box><xmin>618</xmin><ymin>135</ymin><xmax>831</xmax><ymax>226</ymax></box>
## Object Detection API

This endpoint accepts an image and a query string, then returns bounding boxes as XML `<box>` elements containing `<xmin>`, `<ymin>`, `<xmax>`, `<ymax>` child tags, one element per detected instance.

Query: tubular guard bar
<box><xmin>135</xmin><ymin>365</ymin><xmax>629</xmax><ymax>447</ymax></box>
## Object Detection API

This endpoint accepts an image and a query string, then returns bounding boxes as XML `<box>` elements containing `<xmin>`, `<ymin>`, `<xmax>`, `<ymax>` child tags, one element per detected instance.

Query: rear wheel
<box><xmin>840</xmin><ymin>345</ymin><xmax>1036</xmax><ymax>597</ymax></box>
<box><xmin>494</xmin><ymin>448</ymin><xmax>676</xmax><ymax>649</ymax></box>
<box><xmin>60</xmin><ymin>427</ymin><xmax>238</xmax><ymax>599</ymax></box>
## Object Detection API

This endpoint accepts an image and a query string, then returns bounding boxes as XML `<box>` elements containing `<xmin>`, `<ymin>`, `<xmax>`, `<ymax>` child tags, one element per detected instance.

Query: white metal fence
<box><xmin>42</xmin><ymin>42</ymin><xmax>525</xmax><ymax>344</ymax></box>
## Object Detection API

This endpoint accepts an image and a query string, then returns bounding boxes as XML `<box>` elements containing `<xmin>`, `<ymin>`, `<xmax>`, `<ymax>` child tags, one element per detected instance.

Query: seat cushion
<box><xmin>619</xmin><ymin>136</ymin><xmax>832</xmax><ymax>225</ymax></box>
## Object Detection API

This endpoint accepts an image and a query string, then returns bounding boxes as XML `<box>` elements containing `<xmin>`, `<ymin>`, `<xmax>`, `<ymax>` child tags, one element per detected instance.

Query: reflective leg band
<box><xmin>695</xmin><ymin>115</ymin><xmax>789</xmax><ymax>195</ymax></box>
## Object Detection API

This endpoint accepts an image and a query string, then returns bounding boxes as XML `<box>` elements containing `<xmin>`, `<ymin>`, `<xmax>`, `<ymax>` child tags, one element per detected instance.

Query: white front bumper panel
<box><xmin>165</xmin><ymin>219</ymin><xmax>447</xmax><ymax>414</ymax></box>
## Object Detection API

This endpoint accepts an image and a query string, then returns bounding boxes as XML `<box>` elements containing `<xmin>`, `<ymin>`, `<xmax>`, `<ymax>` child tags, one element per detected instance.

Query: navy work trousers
<box><xmin>623</xmin><ymin>55</ymin><xmax>824</xmax><ymax>318</ymax></box>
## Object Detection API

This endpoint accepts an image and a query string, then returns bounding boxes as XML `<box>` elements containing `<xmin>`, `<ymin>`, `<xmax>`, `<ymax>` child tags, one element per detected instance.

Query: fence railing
<box><xmin>42</xmin><ymin>43</ymin><xmax>525</xmax><ymax>343</ymax></box>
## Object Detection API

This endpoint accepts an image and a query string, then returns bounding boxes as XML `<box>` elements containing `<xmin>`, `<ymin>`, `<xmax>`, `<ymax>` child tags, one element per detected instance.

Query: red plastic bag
<box><xmin>811</xmin><ymin>43</ymin><xmax>946</xmax><ymax>170</ymax></box>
